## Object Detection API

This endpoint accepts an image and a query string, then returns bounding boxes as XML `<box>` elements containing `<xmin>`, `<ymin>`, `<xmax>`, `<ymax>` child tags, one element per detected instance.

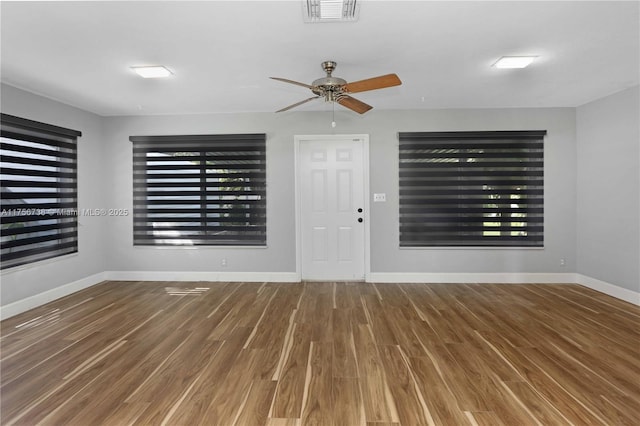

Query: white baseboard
<box><xmin>104</xmin><ymin>270</ymin><xmax>299</xmax><ymax>283</ymax></box>
<box><xmin>576</xmin><ymin>274</ymin><xmax>640</xmax><ymax>306</ymax></box>
<box><xmin>3</xmin><ymin>271</ymin><xmax>636</xmax><ymax>320</ymax></box>
<box><xmin>0</xmin><ymin>271</ymin><xmax>298</xmax><ymax>320</ymax></box>
<box><xmin>368</xmin><ymin>272</ymin><xmax>640</xmax><ymax>306</ymax></box>
<box><xmin>367</xmin><ymin>272</ymin><xmax>576</xmax><ymax>284</ymax></box>
<box><xmin>0</xmin><ymin>271</ymin><xmax>108</xmax><ymax>320</ymax></box>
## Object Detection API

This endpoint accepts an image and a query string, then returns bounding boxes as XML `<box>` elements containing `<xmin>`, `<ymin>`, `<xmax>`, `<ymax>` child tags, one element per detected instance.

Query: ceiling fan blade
<box><xmin>276</xmin><ymin>96</ymin><xmax>321</xmax><ymax>113</ymax></box>
<box><xmin>337</xmin><ymin>95</ymin><xmax>373</xmax><ymax>114</ymax></box>
<box><xmin>270</xmin><ymin>77</ymin><xmax>316</xmax><ymax>90</ymax></box>
<box><xmin>344</xmin><ymin>73</ymin><xmax>402</xmax><ymax>93</ymax></box>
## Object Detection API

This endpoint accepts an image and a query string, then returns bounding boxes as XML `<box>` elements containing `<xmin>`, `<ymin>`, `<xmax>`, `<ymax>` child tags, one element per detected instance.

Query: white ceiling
<box><xmin>1</xmin><ymin>1</ymin><xmax>638</xmax><ymax>116</ymax></box>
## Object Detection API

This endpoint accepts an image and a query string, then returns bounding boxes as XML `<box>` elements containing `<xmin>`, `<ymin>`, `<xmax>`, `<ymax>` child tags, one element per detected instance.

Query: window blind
<box><xmin>130</xmin><ymin>134</ymin><xmax>266</xmax><ymax>246</ymax></box>
<box><xmin>399</xmin><ymin>130</ymin><xmax>545</xmax><ymax>247</ymax></box>
<box><xmin>1</xmin><ymin>113</ymin><xmax>81</xmax><ymax>269</ymax></box>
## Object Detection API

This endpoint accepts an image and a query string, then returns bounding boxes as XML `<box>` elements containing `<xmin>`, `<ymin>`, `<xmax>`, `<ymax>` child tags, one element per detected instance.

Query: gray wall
<box><xmin>17</xmin><ymin>82</ymin><xmax>640</xmax><ymax>308</ymax></box>
<box><xmin>102</xmin><ymin>113</ymin><xmax>299</xmax><ymax>273</ymax></box>
<box><xmin>103</xmin><ymin>107</ymin><xmax>577</xmax><ymax>275</ymax></box>
<box><xmin>576</xmin><ymin>86</ymin><xmax>640</xmax><ymax>292</ymax></box>
<box><xmin>1</xmin><ymin>84</ymin><xmax>107</xmax><ymax>305</ymax></box>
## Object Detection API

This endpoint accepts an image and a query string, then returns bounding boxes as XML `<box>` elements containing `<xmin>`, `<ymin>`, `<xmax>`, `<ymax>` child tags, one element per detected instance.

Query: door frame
<box><xmin>294</xmin><ymin>134</ymin><xmax>371</xmax><ymax>281</ymax></box>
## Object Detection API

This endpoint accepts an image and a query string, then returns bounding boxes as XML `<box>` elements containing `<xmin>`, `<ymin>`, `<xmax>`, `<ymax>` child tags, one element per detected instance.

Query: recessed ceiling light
<box><xmin>131</xmin><ymin>65</ymin><xmax>173</xmax><ymax>78</ymax></box>
<box><xmin>303</xmin><ymin>0</ymin><xmax>359</xmax><ymax>23</ymax></box>
<box><xmin>493</xmin><ymin>56</ymin><xmax>537</xmax><ymax>69</ymax></box>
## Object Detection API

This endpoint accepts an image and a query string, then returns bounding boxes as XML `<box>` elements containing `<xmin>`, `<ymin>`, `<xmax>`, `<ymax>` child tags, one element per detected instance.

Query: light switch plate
<box><xmin>373</xmin><ymin>193</ymin><xmax>386</xmax><ymax>202</ymax></box>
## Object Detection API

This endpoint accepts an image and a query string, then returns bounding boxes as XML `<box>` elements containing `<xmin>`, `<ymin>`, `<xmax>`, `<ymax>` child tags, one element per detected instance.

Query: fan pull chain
<box><xmin>331</xmin><ymin>101</ymin><xmax>336</xmax><ymax>128</ymax></box>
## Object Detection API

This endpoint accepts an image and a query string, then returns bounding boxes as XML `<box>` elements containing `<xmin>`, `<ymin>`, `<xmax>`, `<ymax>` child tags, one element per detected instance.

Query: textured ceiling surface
<box><xmin>1</xmin><ymin>1</ymin><xmax>638</xmax><ymax>116</ymax></box>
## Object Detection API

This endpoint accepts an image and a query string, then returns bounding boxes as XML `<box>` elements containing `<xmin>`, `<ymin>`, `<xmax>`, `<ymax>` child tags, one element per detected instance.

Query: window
<box><xmin>1</xmin><ymin>113</ymin><xmax>81</xmax><ymax>269</ymax></box>
<box><xmin>399</xmin><ymin>130</ymin><xmax>545</xmax><ymax>247</ymax></box>
<box><xmin>130</xmin><ymin>134</ymin><xmax>266</xmax><ymax>246</ymax></box>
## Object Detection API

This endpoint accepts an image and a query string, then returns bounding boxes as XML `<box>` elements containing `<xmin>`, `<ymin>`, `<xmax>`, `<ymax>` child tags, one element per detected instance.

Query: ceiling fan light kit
<box><xmin>271</xmin><ymin>60</ymin><xmax>402</xmax><ymax>114</ymax></box>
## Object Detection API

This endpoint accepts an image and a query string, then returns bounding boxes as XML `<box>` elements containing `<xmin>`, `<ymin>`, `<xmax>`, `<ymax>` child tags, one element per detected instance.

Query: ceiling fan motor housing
<box><xmin>312</xmin><ymin>76</ymin><xmax>347</xmax><ymax>98</ymax></box>
<box><xmin>312</xmin><ymin>61</ymin><xmax>347</xmax><ymax>100</ymax></box>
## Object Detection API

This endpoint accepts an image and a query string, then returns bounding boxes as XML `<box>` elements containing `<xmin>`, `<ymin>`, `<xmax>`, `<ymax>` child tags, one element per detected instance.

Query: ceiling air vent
<box><xmin>303</xmin><ymin>0</ymin><xmax>360</xmax><ymax>23</ymax></box>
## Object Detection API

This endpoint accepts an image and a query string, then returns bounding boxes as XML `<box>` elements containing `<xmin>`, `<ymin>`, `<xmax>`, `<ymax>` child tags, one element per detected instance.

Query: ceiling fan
<box><xmin>271</xmin><ymin>61</ymin><xmax>402</xmax><ymax>114</ymax></box>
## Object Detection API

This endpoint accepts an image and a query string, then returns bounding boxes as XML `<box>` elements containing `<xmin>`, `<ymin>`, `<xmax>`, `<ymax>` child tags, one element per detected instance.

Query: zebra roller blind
<box><xmin>131</xmin><ymin>134</ymin><xmax>266</xmax><ymax>246</ymax></box>
<box><xmin>399</xmin><ymin>130</ymin><xmax>546</xmax><ymax>247</ymax></box>
<box><xmin>1</xmin><ymin>113</ymin><xmax>81</xmax><ymax>269</ymax></box>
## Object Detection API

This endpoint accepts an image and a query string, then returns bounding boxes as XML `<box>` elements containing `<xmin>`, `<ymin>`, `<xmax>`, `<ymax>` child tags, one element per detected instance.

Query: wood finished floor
<box><xmin>1</xmin><ymin>281</ymin><xmax>639</xmax><ymax>426</ymax></box>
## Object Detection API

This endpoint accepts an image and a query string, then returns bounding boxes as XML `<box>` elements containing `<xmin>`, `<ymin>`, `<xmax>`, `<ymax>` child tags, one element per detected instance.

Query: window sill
<box><xmin>1</xmin><ymin>252</ymin><xmax>79</xmax><ymax>275</ymax></box>
<box><xmin>132</xmin><ymin>245</ymin><xmax>268</xmax><ymax>250</ymax></box>
<box><xmin>399</xmin><ymin>246</ymin><xmax>545</xmax><ymax>250</ymax></box>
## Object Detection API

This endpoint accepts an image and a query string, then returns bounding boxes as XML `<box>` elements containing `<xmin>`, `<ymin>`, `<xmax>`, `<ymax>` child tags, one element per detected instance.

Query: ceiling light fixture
<box><xmin>493</xmin><ymin>56</ymin><xmax>537</xmax><ymax>69</ymax></box>
<box><xmin>131</xmin><ymin>65</ymin><xmax>173</xmax><ymax>78</ymax></box>
<box><xmin>303</xmin><ymin>0</ymin><xmax>359</xmax><ymax>23</ymax></box>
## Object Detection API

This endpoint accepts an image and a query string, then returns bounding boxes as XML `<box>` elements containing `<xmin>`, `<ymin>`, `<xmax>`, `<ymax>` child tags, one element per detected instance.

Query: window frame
<box><xmin>398</xmin><ymin>130</ymin><xmax>546</xmax><ymax>248</ymax></box>
<box><xmin>130</xmin><ymin>133</ymin><xmax>267</xmax><ymax>247</ymax></box>
<box><xmin>1</xmin><ymin>113</ymin><xmax>81</xmax><ymax>270</ymax></box>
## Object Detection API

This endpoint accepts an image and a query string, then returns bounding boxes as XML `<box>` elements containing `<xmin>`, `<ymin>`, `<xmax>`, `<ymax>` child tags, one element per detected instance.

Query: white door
<box><xmin>297</xmin><ymin>135</ymin><xmax>367</xmax><ymax>280</ymax></box>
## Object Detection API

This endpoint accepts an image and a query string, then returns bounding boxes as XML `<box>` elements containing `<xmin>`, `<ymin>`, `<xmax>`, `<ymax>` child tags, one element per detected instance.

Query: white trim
<box><xmin>104</xmin><ymin>271</ymin><xmax>299</xmax><ymax>283</ymax></box>
<box><xmin>294</xmin><ymin>134</ymin><xmax>371</xmax><ymax>281</ymax></box>
<box><xmin>368</xmin><ymin>272</ymin><xmax>640</xmax><ymax>305</ymax></box>
<box><xmin>0</xmin><ymin>271</ymin><xmax>299</xmax><ymax>320</ymax></box>
<box><xmin>0</xmin><ymin>271</ymin><xmax>107</xmax><ymax>320</ymax></box>
<box><xmin>4</xmin><ymin>271</ymin><xmax>636</xmax><ymax>321</ymax></box>
<box><xmin>363</xmin><ymin>139</ymin><xmax>371</xmax><ymax>281</ymax></box>
<box><xmin>576</xmin><ymin>274</ymin><xmax>640</xmax><ymax>306</ymax></box>
<box><xmin>294</xmin><ymin>136</ymin><xmax>302</xmax><ymax>280</ymax></box>
<box><xmin>367</xmin><ymin>272</ymin><xmax>577</xmax><ymax>284</ymax></box>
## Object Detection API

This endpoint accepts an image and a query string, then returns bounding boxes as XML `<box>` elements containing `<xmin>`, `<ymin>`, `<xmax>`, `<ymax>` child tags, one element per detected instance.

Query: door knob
<box><xmin>357</xmin><ymin>208</ymin><xmax>363</xmax><ymax>213</ymax></box>
<box><xmin>358</xmin><ymin>218</ymin><xmax>363</xmax><ymax>223</ymax></box>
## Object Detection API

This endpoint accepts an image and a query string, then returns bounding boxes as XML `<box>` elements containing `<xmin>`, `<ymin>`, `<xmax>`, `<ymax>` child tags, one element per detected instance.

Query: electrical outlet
<box><xmin>373</xmin><ymin>193</ymin><xmax>386</xmax><ymax>202</ymax></box>
<box><xmin>560</xmin><ymin>258</ymin><xmax>566</xmax><ymax>266</ymax></box>
<box><xmin>221</xmin><ymin>258</ymin><xmax>227</xmax><ymax>267</ymax></box>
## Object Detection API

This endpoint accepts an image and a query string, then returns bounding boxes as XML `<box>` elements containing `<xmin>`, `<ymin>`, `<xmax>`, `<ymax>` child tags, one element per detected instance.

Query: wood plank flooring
<box><xmin>1</xmin><ymin>281</ymin><xmax>639</xmax><ymax>425</ymax></box>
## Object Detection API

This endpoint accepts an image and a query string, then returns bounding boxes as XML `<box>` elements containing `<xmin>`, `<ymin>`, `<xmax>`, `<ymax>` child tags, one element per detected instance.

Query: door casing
<box><xmin>294</xmin><ymin>134</ymin><xmax>370</xmax><ymax>281</ymax></box>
